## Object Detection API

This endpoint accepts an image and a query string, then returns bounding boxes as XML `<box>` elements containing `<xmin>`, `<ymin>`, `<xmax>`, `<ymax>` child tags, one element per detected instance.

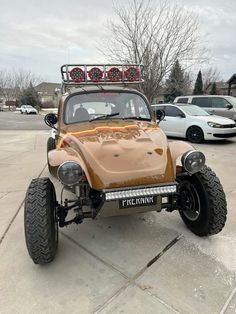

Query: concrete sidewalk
<box><xmin>0</xmin><ymin>131</ymin><xmax>236</xmax><ymax>314</ymax></box>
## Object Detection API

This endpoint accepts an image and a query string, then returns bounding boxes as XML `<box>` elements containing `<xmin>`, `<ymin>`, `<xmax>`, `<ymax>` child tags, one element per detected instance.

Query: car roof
<box><xmin>175</xmin><ymin>95</ymin><xmax>233</xmax><ymax>98</ymax></box>
<box><xmin>151</xmin><ymin>103</ymin><xmax>188</xmax><ymax>107</ymax></box>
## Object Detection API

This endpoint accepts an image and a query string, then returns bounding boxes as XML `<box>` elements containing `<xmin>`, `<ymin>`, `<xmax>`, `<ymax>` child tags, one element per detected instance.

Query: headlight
<box><xmin>207</xmin><ymin>122</ymin><xmax>223</xmax><ymax>128</ymax></box>
<box><xmin>181</xmin><ymin>150</ymin><xmax>205</xmax><ymax>174</ymax></box>
<box><xmin>57</xmin><ymin>161</ymin><xmax>82</xmax><ymax>186</ymax></box>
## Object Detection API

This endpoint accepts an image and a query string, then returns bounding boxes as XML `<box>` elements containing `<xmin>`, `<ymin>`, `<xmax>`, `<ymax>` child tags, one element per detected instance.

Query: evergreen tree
<box><xmin>20</xmin><ymin>83</ymin><xmax>41</xmax><ymax>109</ymax></box>
<box><xmin>164</xmin><ymin>60</ymin><xmax>189</xmax><ymax>102</ymax></box>
<box><xmin>210</xmin><ymin>81</ymin><xmax>217</xmax><ymax>95</ymax></box>
<box><xmin>193</xmin><ymin>70</ymin><xmax>203</xmax><ymax>95</ymax></box>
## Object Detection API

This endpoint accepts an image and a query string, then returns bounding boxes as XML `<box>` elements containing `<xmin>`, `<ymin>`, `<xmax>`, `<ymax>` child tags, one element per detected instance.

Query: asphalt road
<box><xmin>0</xmin><ymin>111</ymin><xmax>49</xmax><ymax>130</ymax></box>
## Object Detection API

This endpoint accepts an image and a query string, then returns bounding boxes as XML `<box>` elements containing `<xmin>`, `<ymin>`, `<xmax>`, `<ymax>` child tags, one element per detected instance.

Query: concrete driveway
<box><xmin>0</xmin><ymin>126</ymin><xmax>236</xmax><ymax>313</ymax></box>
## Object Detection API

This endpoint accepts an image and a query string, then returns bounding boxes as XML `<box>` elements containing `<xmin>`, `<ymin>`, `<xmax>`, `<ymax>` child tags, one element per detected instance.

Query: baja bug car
<box><xmin>24</xmin><ymin>64</ymin><xmax>227</xmax><ymax>264</ymax></box>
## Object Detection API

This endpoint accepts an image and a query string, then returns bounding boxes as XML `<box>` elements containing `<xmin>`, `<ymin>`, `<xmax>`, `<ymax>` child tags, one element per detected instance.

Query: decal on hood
<box><xmin>57</xmin><ymin>125</ymin><xmax>160</xmax><ymax>148</ymax></box>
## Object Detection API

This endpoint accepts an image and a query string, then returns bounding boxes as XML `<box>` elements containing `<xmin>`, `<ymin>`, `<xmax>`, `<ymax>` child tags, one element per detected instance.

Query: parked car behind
<box><xmin>173</xmin><ymin>95</ymin><xmax>236</xmax><ymax>121</ymax></box>
<box><xmin>152</xmin><ymin>103</ymin><xmax>236</xmax><ymax>143</ymax></box>
<box><xmin>20</xmin><ymin>105</ymin><xmax>38</xmax><ymax>114</ymax></box>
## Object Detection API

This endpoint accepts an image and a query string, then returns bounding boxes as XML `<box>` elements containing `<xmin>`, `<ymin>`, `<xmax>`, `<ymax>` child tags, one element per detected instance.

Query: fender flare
<box><xmin>48</xmin><ymin>149</ymin><xmax>95</xmax><ymax>188</ymax></box>
<box><xmin>169</xmin><ymin>141</ymin><xmax>195</xmax><ymax>175</ymax></box>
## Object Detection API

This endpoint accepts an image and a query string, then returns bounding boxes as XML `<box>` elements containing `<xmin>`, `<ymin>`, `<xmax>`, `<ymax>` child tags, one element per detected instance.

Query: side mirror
<box><xmin>176</xmin><ymin>113</ymin><xmax>185</xmax><ymax>118</ymax></box>
<box><xmin>44</xmin><ymin>113</ymin><xmax>58</xmax><ymax>129</ymax></box>
<box><xmin>226</xmin><ymin>104</ymin><xmax>233</xmax><ymax>110</ymax></box>
<box><xmin>156</xmin><ymin>109</ymin><xmax>165</xmax><ymax>122</ymax></box>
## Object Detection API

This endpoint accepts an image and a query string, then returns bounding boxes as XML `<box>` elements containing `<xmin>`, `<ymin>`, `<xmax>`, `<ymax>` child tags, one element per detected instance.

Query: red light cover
<box><xmin>107</xmin><ymin>67</ymin><xmax>122</xmax><ymax>82</ymax></box>
<box><xmin>70</xmin><ymin>67</ymin><xmax>85</xmax><ymax>82</ymax></box>
<box><xmin>88</xmin><ymin>67</ymin><xmax>103</xmax><ymax>82</ymax></box>
<box><xmin>125</xmin><ymin>67</ymin><xmax>139</xmax><ymax>81</ymax></box>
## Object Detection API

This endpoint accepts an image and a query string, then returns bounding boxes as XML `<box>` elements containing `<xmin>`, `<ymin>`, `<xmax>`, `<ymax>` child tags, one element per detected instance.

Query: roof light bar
<box><xmin>61</xmin><ymin>64</ymin><xmax>144</xmax><ymax>87</ymax></box>
<box><xmin>105</xmin><ymin>184</ymin><xmax>177</xmax><ymax>201</ymax></box>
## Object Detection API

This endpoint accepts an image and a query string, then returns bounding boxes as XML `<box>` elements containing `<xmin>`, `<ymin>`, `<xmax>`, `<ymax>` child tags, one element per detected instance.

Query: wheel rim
<box><xmin>188</xmin><ymin>127</ymin><xmax>203</xmax><ymax>143</ymax></box>
<box><xmin>181</xmin><ymin>182</ymin><xmax>201</xmax><ymax>221</ymax></box>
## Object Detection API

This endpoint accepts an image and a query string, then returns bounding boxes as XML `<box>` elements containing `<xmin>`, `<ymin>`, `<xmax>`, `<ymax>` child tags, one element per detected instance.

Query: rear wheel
<box><xmin>47</xmin><ymin>137</ymin><xmax>57</xmax><ymax>176</ymax></box>
<box><xmin>24</xmin><ymin>177</ymin><xmax>58</xmax><ymax>264</ymax></box>
<box><xmin>178</xmin><ymin>166</ymin><xmax>227</xmax><ymax>236</ymax></box>
<box><xmin>186</xmin><ymin>126</ymin><xmax>204</xmax><ymax>143</ymax></box>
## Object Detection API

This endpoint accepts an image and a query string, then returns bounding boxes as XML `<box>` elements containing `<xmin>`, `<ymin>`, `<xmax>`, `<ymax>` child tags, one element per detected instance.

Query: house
<box><xmin>205</xmin><ymin>80</ymin><xmax>236</xmax><ymax>97</ymax></box>
<box><xmin>227</xmin><ymin>74</ymin><xmax>236</xmax><ymax>96</ymax></box>
<box><xmin>34</xmin><ymin>82</ymin><xmax>61</xmax><ymax>107</ymax></box>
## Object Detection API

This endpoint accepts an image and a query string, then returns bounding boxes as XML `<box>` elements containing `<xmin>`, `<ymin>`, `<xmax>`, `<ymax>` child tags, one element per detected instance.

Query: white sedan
<box><xmin>152</xmin><ymin>103</ymin><xmax>236</xmax><ymax>143</ymax></box>
<box><xmin>20</xmin><ymin>105</ymin><xmax>38</xmax><ymax>114</ymax></box>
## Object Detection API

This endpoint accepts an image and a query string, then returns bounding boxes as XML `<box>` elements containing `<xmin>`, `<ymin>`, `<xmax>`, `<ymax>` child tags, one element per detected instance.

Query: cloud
<box><xmin>0</xmin><ymin>0</ymin><xmax>235</xmax><ymax>82</ymax></box>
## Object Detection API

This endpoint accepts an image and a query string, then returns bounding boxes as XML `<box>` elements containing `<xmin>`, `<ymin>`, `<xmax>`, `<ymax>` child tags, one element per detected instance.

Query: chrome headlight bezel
<box><xmin>181</xmin><ymin>150</ymin><xmax>205</xmax><ymax>174</ymax></box>
<box><xmin>57</xmin><ymin>161</ymin><xmax>82</xmax><ymax>186</ymax></box>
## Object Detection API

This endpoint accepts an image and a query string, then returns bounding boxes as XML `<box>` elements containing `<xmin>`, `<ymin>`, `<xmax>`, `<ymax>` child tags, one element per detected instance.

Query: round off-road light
<box><xmin>57</xmin><ymin>161</ymin><xmax>82</xmax><ymax>186</ymax></box>
<box><xmin>181</xmin><ymin>150</ymin><xmax>205</xmax><ymax>174</ymax></box>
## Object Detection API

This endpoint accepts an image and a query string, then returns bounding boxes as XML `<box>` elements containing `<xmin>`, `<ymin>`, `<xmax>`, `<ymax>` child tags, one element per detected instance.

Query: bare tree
<box><xmin>101</xmin><ymin>0</ymin><xmax>208</xmax><ymax>102</ymax></box>
<box><xmin>202</xmin><ymin>67</ymin><xmax>220</xmax><ymax>93</ymax></box>
<box><xmin>0</xmin><ymin>68</ymin><xmax>42</xmax><ymax>102</ymax></box>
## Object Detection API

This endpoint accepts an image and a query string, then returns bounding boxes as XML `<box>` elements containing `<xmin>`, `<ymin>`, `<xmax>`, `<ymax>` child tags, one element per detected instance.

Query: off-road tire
<box><xmin>24</xmin><ymin>177</ymin><xmax>58</xmax><ymax>264</ymax></box>
<box><xmin>186</xmin><ymin>126</ymin><xmax>204</xmax><ymax>143</ymax></box>
<box><xmin>178</xmin><ymin>166</ymin><xmax>227</xmax><ymax>236</ymax></box>
<box><xmin>47</xmin><ymin>137</ymin><xmax>57</xmax><ymax>176</ymax></box>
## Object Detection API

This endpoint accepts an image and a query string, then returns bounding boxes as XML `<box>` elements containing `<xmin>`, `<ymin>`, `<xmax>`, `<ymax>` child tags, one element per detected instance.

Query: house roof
<box><xmin>34</xmin><ymin>82</ymin><xmax>61</xmax><ymax>95</ymax></box>
<box><xmin>227</xmin><ymin>74</ymin><xmax>236</xmax><ymax>84</ymax></box>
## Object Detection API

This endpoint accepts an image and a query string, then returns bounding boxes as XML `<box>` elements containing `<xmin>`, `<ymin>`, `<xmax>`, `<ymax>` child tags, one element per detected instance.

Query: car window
<box><xmin>192</xmin><ymin>97</ymin><xmax>211</xmax><ymax>107</ymax></box>
<box><xmin>164</xmin><ymin>106</ymin><xmax>183</xmax><ymax>117</ymax></box>
<box><xmin>176</xmin><ymin>98</ymin><xmax>188</xmax><ymax>103</ymax></box>
<box><xmin>211</xmin><ymin>97</ymin><xmax>229</xmax><ymax>108</ymax></box>
<box><xmin>181</xmin><ymin>105</ymin><xmax>209</xmax><ymax>116</ymax></box>
<box><xmin>152</xmin><ymin>106</ymin><xmax>164</xmax><ymax>112</ymax></box>
<box><xmin>64</xmin><ymin>92</ymin><xmax>151</xmax><ymax>124</ymax></box>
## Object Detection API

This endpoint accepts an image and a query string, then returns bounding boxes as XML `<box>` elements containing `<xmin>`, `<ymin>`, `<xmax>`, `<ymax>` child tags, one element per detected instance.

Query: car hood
<box><xmin>53</xmin><ymin>120</ymin><xmax>175</xmax><ymax>189</ymax></box>
<box><xmin>190</xmin><ymin>115</ymin><xmax>235</xmax><ymax>124</ymax></box>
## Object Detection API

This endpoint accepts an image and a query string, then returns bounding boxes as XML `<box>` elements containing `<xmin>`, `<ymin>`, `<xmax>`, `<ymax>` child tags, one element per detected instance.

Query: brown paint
<box><xmin>49</xmin><ymin>86</ymin><xmax>195</xmax><ymax>190</ymax></box>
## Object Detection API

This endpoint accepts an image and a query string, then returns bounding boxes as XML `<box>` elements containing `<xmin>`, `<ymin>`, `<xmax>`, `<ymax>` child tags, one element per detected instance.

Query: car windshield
<box><xmin>227</xmin><ymin>96</ymin><xmax>236</xmax><ymax>107</ymax></box>
<box><xmin>181</xmin><ymin>105</ymin><xmax>210</xmax><ymax>116</ymax></box>
<box><xmin>64</xmin><ymin>91</ymin><xmax>151</xmax><ymax>124</ymax></box>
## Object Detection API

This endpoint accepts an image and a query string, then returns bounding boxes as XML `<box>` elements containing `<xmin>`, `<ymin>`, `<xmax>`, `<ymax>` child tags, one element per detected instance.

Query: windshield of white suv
<box><xmin>181</xmin><ymin>105</ymin><xmax>210</xmax><ymax>116</ymax></box>
<box><xmin>64</xmin><ymin>91</ymin><xmax>151</xmax><ymax>124</ymax></box>
<box><xmin>227</xmin><ymin>96</ymin><xmax>236</xmax><ymax>107</ymax></box>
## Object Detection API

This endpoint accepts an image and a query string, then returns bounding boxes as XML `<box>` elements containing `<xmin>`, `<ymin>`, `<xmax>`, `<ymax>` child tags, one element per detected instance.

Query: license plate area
<box><xmin>119</xmin><ymin>195</ymin><xmax>157</xmax><ymax>209</ymax></box>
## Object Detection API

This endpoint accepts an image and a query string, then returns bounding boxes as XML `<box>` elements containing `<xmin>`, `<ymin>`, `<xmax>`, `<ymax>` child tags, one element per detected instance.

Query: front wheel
<box><xmin>24</xmin><ymin>177</ymin><xmax>58</xmax><ymax>264</ymax></box>
<box><xmin>178</xmin><ymin>166</ymin><xmax>227</xmax><ymax>236</ymax></box>
<box><xmin>186</xmin><ymin>126</ymin><xmax>204</xmax><ymax>143</ymax></box>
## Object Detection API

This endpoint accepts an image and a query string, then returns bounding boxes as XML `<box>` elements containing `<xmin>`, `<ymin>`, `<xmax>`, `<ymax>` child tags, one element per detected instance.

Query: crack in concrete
<box><xmin>146</xmin><ymin>234</ymin><xmax>183</xmax><ymax>268</ymax></box>
<box><xmin>0</xmin><ymin>163</ymin><xmax>47</xmax><ymax>246</ymax></box>
<box><xmin>62</xmin><ymin>231</ymin><xmax>182</xmax><ymax>314</ymax></box>
<box><xmin>60</xmin><ymin>231</ymin><xmax>129</xmax><ymax>280</ymax></box>
<box><xmin>0</xmin><ymin>192</ymin><xmax>10</xmax><ymax>200</ymax></box>
<box><xmin>145</xmin><ymin>290</ymin><xmax>182</xmax><ymax>314</ymax></box>
<box><xmin>219</xmin><ymin>285</ymin><xmax>236</xmax><ymax>314</ymax></box>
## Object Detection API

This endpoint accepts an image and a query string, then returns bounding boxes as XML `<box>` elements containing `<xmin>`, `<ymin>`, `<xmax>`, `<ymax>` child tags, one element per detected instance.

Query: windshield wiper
<box><xmin>123</xmin><ymin>116</ymin><xmax>151</xmax><ymax>121</ymax></box>
<box><xmin>89</xmin><ymin>112</ymin><xmax>120</xmax><ymax>122</ymax></box>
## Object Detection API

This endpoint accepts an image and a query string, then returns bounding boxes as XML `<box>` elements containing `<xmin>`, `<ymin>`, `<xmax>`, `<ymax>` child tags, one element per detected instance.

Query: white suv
<box><xmin>20</xmin><ymin>105</ymin><xmax>38</xmax><ymax>114</ymax></box>
<box><xmin>174</xmin><ymin>95</ymin><xmax>236</xmax><ymax>121</ymax></box>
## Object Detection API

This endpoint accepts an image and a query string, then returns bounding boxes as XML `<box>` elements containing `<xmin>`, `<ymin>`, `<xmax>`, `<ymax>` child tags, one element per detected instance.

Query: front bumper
<box><xmin>97</xmin><ymin>183</ymin><xmax>178</xmax><ymax>217</ymax></box>
<box><xmin>205</xmin><ymin>127</ymin><xmax>236</xmax><ymax>140</ymax></box>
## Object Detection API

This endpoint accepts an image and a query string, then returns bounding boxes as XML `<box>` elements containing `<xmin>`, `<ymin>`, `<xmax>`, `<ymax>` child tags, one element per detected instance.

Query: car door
<box><xmin>159</xmin><ymin>106</ymin><xmax>186</xmax><ymax>137</ymax></box>
<box><xmin>210</xmin><ymin>97</ymin><xmax>233</xmax><ymax>119</ymax></box>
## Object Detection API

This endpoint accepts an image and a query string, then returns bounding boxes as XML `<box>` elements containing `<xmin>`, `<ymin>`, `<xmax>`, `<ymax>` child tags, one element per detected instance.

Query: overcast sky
<box><xmin>0</xmin><ymin>0</ymin><xmax>235</xmax><ymax>83</ymax></box>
